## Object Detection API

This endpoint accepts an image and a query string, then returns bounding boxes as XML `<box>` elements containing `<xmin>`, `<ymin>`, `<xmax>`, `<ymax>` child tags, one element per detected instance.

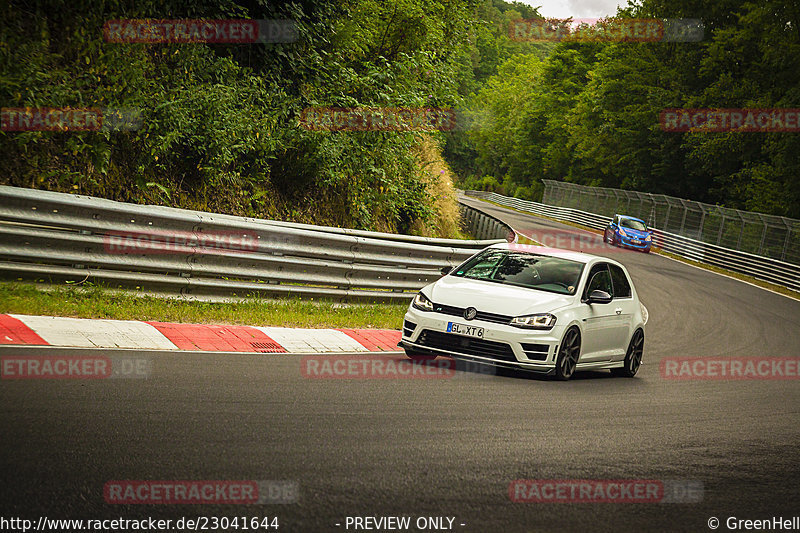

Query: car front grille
<box><xmin>416</xmin><ymin>329</ymin><xmax>517</xmax><ymax>362</ymax></box>
<box><xmin>431</xmin><ymin>303</ymin><xmax>512</xmax><ymax>325</ymax></box>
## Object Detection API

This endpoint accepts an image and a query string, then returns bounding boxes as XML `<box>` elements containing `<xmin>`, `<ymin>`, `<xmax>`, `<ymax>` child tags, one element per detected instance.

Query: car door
<box><xmin>579</xmin><ymin>263</ymin><xmax>618</xmax><ymax>362</ymax></box>
<box><xmin>608</xmin><ymin>264</ymin><xmax>636</xmax><ymax>359</ymax></box>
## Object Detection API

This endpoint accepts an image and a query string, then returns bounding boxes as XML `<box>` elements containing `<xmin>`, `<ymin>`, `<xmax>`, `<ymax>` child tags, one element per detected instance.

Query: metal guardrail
<box><xmin>542</xmin><ymin>179</ymin><xmax>800</xmax><ymax>265</ymax></box>
<box><xmin>464</xmin><ymin>190</ymin><xmax>800</xmax><ymax>292</ymax></box>
<box><xmin>0</xmin><ymin>186</ymin><xmax>505</xmax><ymax>303</ymax></box>
<box><xmin>458</xmin><ymin>203</ymin><xmax>514</xmax><ymax>241</ymax></box>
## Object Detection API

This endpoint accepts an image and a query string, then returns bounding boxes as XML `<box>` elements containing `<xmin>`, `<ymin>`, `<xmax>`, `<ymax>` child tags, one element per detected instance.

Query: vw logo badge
<box><xmin>464</xmin><ymin>307</ymin><xmax>477</xmax><ymax>321</ymax></box>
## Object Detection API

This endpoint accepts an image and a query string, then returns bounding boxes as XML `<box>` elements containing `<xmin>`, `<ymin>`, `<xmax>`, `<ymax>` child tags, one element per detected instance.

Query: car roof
<box><xmin>488</xmin><ymin>242</ymin><xmax>619</xmax><ymax>266</ymax></box>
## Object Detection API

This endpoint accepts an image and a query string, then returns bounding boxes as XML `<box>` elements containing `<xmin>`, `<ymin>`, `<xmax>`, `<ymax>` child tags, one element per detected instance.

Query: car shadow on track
<box><xmin>449</xmin><ymin>358</ymin><xmax>618</xmax><ymax>382</ymax></box>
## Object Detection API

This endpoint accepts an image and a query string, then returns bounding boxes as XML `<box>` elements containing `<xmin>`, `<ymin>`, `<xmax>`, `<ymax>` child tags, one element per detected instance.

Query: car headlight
<box><xmin>509</xmin><ymin>313</ymin><xmax>557</xmax><ymax>330</ymax></box>
<box><xmin>412</xmin><ymin>292</ymin><xmax>434</xmax><ymax>312</ymax></box>
<box><xmin>618</xmin><ymin>227</ymin><xmax>628</xmax><ymax>237</ymax></box>
<box><xmin>645</xmin><ymin>234</ymin><xmax>652</xmax><ymax>242</ymax></box>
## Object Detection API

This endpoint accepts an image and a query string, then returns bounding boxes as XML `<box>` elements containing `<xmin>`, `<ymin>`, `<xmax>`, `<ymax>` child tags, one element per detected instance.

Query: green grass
<box><xmin>0</xmin><ymin>282</ymin><xmax>408</xmax><ymax>329</ymax></box>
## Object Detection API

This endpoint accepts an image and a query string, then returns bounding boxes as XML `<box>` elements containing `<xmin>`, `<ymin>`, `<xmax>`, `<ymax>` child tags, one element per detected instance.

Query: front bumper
<box><xmin>617</xmin><ymin>233</ymin><xmax>651</xmax><ymax>250</ymax></box>
<box><xmin>401</xmin><ymin>307</ymin><xmax>565</xmax><ymax>374</ymax></box>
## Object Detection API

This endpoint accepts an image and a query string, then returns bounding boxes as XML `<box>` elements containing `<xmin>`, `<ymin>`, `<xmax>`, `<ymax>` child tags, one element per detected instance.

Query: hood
<box><xmin>425</xmin><ymin>276</ymin><xmax>574</xmax><ymax>317</ymax></box>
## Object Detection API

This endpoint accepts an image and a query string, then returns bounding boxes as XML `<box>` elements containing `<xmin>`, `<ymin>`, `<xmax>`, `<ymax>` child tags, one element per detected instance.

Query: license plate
<box><xmin>447</xmin><ymin>322</ymin><xmax>484</xmax><ymax>338</ymax></box>
<box><xmin>631</xmin><ymin>239</ymin><xmax>641</xmax><ymax>244</ymax></box>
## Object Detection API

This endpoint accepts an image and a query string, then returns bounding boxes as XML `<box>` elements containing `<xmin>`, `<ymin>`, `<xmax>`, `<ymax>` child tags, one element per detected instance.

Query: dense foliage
<box><xmin>450</xmin><ymin>0</ymin><xmax>800</xmax><ymax>218</ymax></box>
<box><xmin>2</xmin><ymin>0</ymin><xmax>797</xmax><ymax>228</ymax></box>
<box><xmin>0</xmin><ymin>0</ymin><xmax>478</xmax><ymax>234</ymax></box>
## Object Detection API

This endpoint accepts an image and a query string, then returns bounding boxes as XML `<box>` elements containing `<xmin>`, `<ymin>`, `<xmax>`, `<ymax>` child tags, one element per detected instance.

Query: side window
<box><xmin>584</xmin><ymin>264</ymin><xmax>613</xmax><ymax>298</ymax></box>
<box><xmin>609</xmin><ymin>264</ymin><xmax>632</xmax><ymax>298</ymax></box>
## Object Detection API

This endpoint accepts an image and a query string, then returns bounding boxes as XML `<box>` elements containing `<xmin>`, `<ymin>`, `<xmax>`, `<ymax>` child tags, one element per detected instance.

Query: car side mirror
<box><xmin>440</xmin><ymin>266</ymin><xmax>452</xmax><ymax>276</ymax></box>
<box><xmin>584</xmin><ymin>290</ymin><xmax>612</xmax><ymax>304</ymax></box>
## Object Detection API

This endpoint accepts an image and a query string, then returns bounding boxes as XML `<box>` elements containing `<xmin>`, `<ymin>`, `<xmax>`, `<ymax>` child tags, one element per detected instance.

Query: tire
<box><xmin>611</xmin><ymin>329</ymin><xmax>644</xmax><ymax>378</ymax></box>
<box><xmin>610</xmin><ymin>232</ymin><xmax>617</xmax><ymax>246</ymax></box>
<box><xmin>642</xmin><ymin>247</ymin><xmax>650</xmax><ymax>254</ymax></box>
<box><xmin>404</xmin><ymin>350</ymin><xmax>437</xmax><ymax>362</ymax></box>
<box><xmin>603</xmin><ymin>230</ymin><xmax>609</xmax><ymax>243</ymax></box>
<box><xmin>554</xmin><ymin>327</ymin><xmax>581</xmax><ymax>381</ymax></box>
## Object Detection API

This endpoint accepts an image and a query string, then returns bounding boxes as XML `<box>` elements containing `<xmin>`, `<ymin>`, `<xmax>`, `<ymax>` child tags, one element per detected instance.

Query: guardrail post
<box><xmin>736</xmin><ymin>217</ymin><xmax>745</xmax><ymax>250</ymax></box>
<box><xmin>757</xmin><ymin>216</ymin><xmax>767</xmax><ymax>255</ymax></box>
<box><xmin>698</xmin><ymin>208</ymin><xmax>706</xmax><ymax>242</ymax></box>
<box><xmin>471</xmin><ymin>209</ymin><xmax>477</xmax><ymax>236</ymax></box>
<box><xmin>679</xmin><ymin>200</ymin><xmax>688</xmax><ymax>235</ymax></box>
<box><xmin>664</xmin><ymin>204</ymin><xmax>671</xmax><ymax>231</ymax></box>
<box><xmin>781</xmin><ymin>224</ymin><xmax>792</xmax><ymax>262</ymax></box>
<box><xmin>716</xmin><ymin>211</ymin><xmax>726</xmax><ymax>246</ymax></box>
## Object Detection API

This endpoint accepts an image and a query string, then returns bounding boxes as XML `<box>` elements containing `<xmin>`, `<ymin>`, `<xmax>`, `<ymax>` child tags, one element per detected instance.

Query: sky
<box><xmin>519</xmin><ymin>0</ymin><xmax>629</xmax><ymax>19</ymax></box>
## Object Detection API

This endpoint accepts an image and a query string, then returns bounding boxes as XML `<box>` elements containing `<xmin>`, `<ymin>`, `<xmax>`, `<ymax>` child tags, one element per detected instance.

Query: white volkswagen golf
<box><xmin>399</xmin><ymin>243</ymin><xmax>645</xmax><ymax>380</ymax></box>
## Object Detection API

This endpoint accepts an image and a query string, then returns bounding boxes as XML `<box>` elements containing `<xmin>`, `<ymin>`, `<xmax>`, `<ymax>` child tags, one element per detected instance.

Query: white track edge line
<box><xmin>656</xmin><ymin>252</ymin><xmax>800</xmax><ymax>302</ymax></box>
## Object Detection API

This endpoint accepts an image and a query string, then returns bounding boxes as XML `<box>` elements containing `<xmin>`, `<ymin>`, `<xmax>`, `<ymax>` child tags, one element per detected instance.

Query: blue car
<box><xmin>603</xmin><ymin>214</ymin><xmax>652</xmax><ymax>253</ymax></box>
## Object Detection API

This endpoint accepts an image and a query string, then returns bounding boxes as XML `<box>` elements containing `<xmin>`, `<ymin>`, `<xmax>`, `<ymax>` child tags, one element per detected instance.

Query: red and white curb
<box><xmin>0</xmin><ymin>314</ymin><xmax>401</xmax><ymax>354</ymax></box>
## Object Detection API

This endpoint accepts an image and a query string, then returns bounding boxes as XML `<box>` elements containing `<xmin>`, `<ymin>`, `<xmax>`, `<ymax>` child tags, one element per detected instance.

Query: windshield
<box><xmin>620</xmin><ymin>218</ymin><xmax>647</xmax><ymax>231</ymax></box>
<box><xmin>452</xmin><ymin>249</ymin><xmax>584</xmax><ymax>295</ymax></box>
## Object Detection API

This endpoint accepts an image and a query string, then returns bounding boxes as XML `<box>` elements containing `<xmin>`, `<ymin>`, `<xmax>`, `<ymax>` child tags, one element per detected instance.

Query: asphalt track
<box><xmin>2</xmin><ymin>198</ymin><xmax>800</xmax><ymax>532</ymax></box>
